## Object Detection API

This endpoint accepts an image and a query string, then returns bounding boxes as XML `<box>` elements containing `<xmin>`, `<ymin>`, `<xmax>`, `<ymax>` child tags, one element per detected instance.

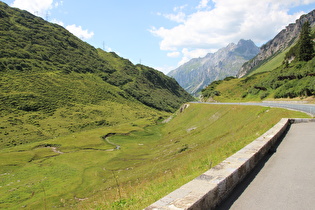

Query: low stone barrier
<box><xmin>291</xmin><ymin>118</ymin><xmax>315</xmax><ymax>123</ymax></box>
<box><xmin>145</xmin><ymin>118</ymin><xmax>304</xmax><ymax>210</ymax></box>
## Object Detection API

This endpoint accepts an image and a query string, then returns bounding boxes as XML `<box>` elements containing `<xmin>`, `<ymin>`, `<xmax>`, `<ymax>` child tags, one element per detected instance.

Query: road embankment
<box><xmin>145</xmin><ymin>118</ymin><xmax>314</xmax><ymax>210</ymax></box>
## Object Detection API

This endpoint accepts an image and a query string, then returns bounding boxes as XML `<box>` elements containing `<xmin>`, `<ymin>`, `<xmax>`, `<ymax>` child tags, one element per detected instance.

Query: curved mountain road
<box><xmin>192</xmin><ymin>102</ymin><xmax>315</xmax><ymax>116</ymax></box>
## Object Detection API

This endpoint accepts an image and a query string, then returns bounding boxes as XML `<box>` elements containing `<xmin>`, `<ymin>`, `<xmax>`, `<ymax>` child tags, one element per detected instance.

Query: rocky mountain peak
<box><xmin>168</xmin><ymin>39</ymin><xmax>259</xmax><ymax>95</ymax></box>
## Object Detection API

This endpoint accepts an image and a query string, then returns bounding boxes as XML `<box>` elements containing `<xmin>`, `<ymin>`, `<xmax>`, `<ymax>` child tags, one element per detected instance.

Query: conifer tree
<box><xmin>298</xmin><ymin>21</ymin><xmax>314</xmax><ymax>61</ymax></box>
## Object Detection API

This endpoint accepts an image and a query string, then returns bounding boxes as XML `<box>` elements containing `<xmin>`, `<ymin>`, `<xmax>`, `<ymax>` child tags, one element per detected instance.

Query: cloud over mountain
<box><xmin>66</xmin><ymin>24</ymin><xmax>94</xmax><ymax>40</ymax></box>
<box><xmin>11</xmin><ymin>0</ymin><xmax>57</xmax><ymax>17</ymax></box>
<box><xmin>10</xmin><ymin>0</ymin><xmax>94</xmax><ymax>40</ymax></box>
<box><xmin>150</xmin><ymin>0</ymin><xmax>315</xmax><ymax>66</ymax></box>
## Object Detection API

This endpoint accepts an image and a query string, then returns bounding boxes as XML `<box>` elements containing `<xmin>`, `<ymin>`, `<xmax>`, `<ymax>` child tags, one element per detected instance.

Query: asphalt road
<box><xmin>216</xmin><ymin>122</ymin><xmax>315</xmax><ymax>210</ymax></box>
<box><xmin>193</xmin><ymin>102</ymin><xmax>315</xmax><ymax>116</ymax></box>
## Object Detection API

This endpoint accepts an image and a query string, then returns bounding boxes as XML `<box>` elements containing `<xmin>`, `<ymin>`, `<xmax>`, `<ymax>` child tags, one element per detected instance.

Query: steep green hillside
<box><xmin>202</xmin><ymin>58</ymin><xmax>315</xmax><ymax>102</ymax></box>
<box><xmin>247</xmin><ymin>47</ymin><xmax>290</xmax><ymax>76</ymax></box>
<box><xmin>202</xmin><ymin>23</ymin><xmax>315</xmax><ymax>102</ymax></box>
<box><xmin>97</xmin><ymin>50</ymin><xmax>193</xmax><ymax>111</ymax></box>
<box><xmin>0</xmin><ymin>2</ymin><xmax>193</xmax><ymax>147</ymax></box>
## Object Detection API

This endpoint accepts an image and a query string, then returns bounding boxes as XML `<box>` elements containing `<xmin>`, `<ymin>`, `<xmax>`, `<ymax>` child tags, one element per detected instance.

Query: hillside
<box><xmin>0</xmin><ymin>2</ymin><xmax>193</xmax><ymax>147</ymax></box>
<box><xmin>168</xmin><ymin>39</ymin><xmax>259</xmax><ymax>95</ymax></box>
<box><xmin>202</xmin><ymin>23</ymin><xmax>315</xmax><ymax>102</ymax></box>
<box><xmin>202</xmin><ymin>59</ymin><xmax>315</xmax><ymax>102</ymax></box>
<box><xmin>238</xmin><ymin>9</ymin><xmax>315</xmax><ymax>77</ymax></box>
<box><xmin>97</xmin><ymin>50</ymin><xmax>193</xmax><ymax>110</ymax></box>
<box><xmin>0</xmin><ymin>103</ymin><xmax>308</xmax><ymax>209</ymax></box>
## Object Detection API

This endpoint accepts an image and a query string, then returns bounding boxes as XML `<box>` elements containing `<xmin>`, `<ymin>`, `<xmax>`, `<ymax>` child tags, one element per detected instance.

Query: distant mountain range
<box><xmin>168</xmin><ymin>39</ymin><xmax>259</xmax><ymax>95</ymax></box>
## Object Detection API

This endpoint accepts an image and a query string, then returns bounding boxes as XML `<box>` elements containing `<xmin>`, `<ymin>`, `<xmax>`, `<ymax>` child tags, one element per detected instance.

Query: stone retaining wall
<box><xmin>145</xmin><ymin>118</ymin><xmax>312</xmax><ymax>210</ymax></box>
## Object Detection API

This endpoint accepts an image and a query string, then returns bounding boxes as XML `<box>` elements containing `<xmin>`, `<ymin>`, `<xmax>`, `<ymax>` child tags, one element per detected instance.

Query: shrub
<box><xmin>259</xmin><ymin>91</ymin><xmax>269</xmax><ymax>100</ymax></box>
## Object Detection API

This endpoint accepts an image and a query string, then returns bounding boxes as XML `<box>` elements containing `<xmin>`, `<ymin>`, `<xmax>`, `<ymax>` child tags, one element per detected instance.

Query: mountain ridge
<box><xmin>201</xmin><ymin>21</ymin><xmax>315</xmax><ymax>102</ymax></box>
<box><xmin>0</xmin><ymin>1</ymin><xmax>193</xmax><ymax>112</ymax></box>
<box><xmin>238</xmin><ymin>9</ymin><xmax>315</xmax><ymax>77</ymax></box>
<box><xmin>168</xmin><ymin>39</ymin><xmax>259</xmax><ymax>95</ymax></box>
<box><xmin>0</xmin><ymin>1</ymin><xmax>193</xmax><ymax>147</ymax></box>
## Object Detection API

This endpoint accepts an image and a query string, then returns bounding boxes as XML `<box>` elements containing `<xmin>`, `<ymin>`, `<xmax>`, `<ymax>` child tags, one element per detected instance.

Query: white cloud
<box><xmin>155</xmin><ymin>65</ymin><xmax>177</xmax><ymax>75</ymax></box>
<box><xmin>163</xmin><ymin>12</ymin><xmax>186</xmax><ymax>23</ymax></box>
<box><xmin>179</xmin><ymin>48</ymin><xmax>213</xmax><ymax>66</ymax></box>
<box><xmin>51</xmin><ymin>18</ymin><xmax>64</xmax><ymax>26</ymax></box>
<box><xmin>167</xmin><ymin>51</ymin><xmax>181</xmax><ymax>58</ymax></box>
<box><xmin>54</xmin><ymin>1</ymin><xmax>63</xmax><ymax>8</ymax></box>
<box><xmin>151</xmin><ymin>0</ymin><xmax>315</xmax><ymax>67</ymax></box>
<box><xmin>66</xmin><ymin>24</ymin><xmax>94</xmax><ymax>40</ymax></box>
<box><xmin>11</xmin><ymin>0</ymin><xmax>62</xmax><ymax>17</ymax></box>
<box><xmin>158</xmin><ymin>4</ymin><xmax>187</xmax><ymax>23</ymax></box>
<box><xmin>10</xmin><ymin>0</ymin><xmax>94</xmax><ymax>41</ymax></box>
<box><xmin>102</xmin><ymin>45</ymin><xmax>113</xmax><ymax>52</ymax></box>
<box><xmin>196</xmin><ymin>0</ymin><xmax>210</xmax><ymax>9</ymax></box>
<box><xmin>174</xmin><ymin>5</ymin><xmax>188</xmax><ymax>12</ymax></box>
<box><xmin>51</xmin><ymin>20</ymin><xmax>94</xmax><ymax>40</ymax></box>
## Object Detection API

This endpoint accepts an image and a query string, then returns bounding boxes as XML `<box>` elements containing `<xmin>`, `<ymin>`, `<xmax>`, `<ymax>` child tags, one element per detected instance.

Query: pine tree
<box><xmin>298</xmin><ymin>21</ymin><xmax>314</xmax><ymax>61</ymax></box>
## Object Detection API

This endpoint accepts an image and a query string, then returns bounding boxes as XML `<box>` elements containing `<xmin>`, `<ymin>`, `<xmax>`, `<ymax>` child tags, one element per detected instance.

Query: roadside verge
<box><xmin>145</xmin><ymin>118</ymin><xmax>314</xmax><ymax>210</ymax></box>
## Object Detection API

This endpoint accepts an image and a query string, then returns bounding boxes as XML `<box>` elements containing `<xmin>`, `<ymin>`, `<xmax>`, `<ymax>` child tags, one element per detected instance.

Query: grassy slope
<box><xmin>0</xmin><ymin>2</ymin><xmax>193</xmax><ymax>147</ymax></box>
<box><xmin>201</xmin><ymin>46</ymin><xmax>287</xmax><ymax>102</ymax></box>
<box><xmin>0</xmin><ymin>2</ymin><xmax>194</xmax><ymax>208</ymax></box>
<box><xmin>0</xmin><ymin>70</ymin><xmax>167</xmax><ymax>147</ymax></box>
<box><xmin>202</xmin><ymin>27</ymin><xmax>315</xmax><ymax>102</ymax></box>
<box><xmin>202</xmin><ymin>56</ymin><xmax>315</xmax><ymax>102</ymax></box>
<box><xmin>0</xmin><ymin>103</ymin><xmax>308</xmax><ymax>209</ymax></box>
<box><xmin>0</xmin><ymin>3</ymin><xmax>311</xmax><ymax>209</ymax></box>
<box><xmin>247</xmin><ymin>47</ymin><xmax>290</xmax><ymax>76</ymax></box>
<box><xmin>97</xmin><ymin>49</ymin><xmax>194</xmax><ymax>112</ymax></box>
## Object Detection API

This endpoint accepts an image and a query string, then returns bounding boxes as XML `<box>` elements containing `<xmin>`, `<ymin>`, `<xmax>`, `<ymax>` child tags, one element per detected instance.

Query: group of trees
<box><xmin>298</xmin><ymin>21</ymin><xmax>315</xmax><ymax>61</ymax></box>
<box><xmin>254</xmin><ymin>22</ymin><xmax>315</xmax><ymax>99</ymax></box>
<box><xmin>285</xmin><ymin>21</ymin><xmax>315</xmax><ymax>62</ymax></box>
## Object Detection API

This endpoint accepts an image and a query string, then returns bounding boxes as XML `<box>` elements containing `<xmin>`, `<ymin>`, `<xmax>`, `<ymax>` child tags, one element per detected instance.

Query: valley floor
<box><xmin>0</xmin><ymin>103</ymin><xmax>309</xmax><ymax>209</ymax></box>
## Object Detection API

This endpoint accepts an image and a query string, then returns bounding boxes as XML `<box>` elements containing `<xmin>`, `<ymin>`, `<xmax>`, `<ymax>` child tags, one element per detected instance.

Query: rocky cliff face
<box><xmin>168</xmin><ymin>39</ymin><xmax>259</xmax><ymax>95</ymax></box>
<box><xmin>238</xmin><ymin>9</ymin><xmax>315</xmax><ymax>77</ymax></box>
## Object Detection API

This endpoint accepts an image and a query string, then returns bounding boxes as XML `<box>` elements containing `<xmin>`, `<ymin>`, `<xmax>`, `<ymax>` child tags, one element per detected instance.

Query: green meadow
<box><xmin>0</xmin><ymin>103</ymin><xmax>308</xmax><ymax>209</ymax></box>
<box><xmin>1</xmin><ymin>3</ymin><xmax>313</xmax><ymax>209</ymax></box>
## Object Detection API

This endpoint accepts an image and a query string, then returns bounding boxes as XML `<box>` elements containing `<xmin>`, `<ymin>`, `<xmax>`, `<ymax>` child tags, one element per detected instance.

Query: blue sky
<box><xmin>2</xmin><ymin>0</ymin><xmax>315</xmax><ymax>74</ymax></box>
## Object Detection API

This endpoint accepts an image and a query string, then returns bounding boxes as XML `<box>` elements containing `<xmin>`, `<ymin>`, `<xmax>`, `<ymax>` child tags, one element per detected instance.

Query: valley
<box><xmin>0</xmin><ymin>103</ymin><xmax>308</xmax><ymax>209</ymax></box>
<box><xmin>1</xmin><ymin>1</ymin><xmax>315</xmax><ymax>209</ymax></box>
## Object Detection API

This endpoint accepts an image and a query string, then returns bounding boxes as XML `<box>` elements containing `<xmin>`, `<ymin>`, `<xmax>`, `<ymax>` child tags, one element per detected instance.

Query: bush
<box><xmin>259</xmin><ymin>91</ymin><xmax>269</xmax><ymax>100</ymax></box>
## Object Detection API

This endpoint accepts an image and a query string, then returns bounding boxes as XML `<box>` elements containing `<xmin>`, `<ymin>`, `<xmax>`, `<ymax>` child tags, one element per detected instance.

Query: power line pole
<box><xmin>45</xmin><ymin>12</ymin><xmax>49</xmax><ymax>21</ymax></box>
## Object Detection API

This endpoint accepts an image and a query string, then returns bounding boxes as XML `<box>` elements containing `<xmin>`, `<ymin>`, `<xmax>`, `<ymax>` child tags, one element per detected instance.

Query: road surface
<box><xmin>216</xmin><ymin>122</ymin><xmax>315</xmax><ymax>210</ymax></box>
<box><xmin>193</xmin><ymin>102</ymin><xmax>315</xmax><ymax>116</ymax></box>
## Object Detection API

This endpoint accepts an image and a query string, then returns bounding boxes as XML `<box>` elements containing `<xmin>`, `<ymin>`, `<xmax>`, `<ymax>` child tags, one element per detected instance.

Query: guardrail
<box><xmin>145</xmin><ymin>118</ymin><xmax>314</xmax><ymax>210</ymax></box>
